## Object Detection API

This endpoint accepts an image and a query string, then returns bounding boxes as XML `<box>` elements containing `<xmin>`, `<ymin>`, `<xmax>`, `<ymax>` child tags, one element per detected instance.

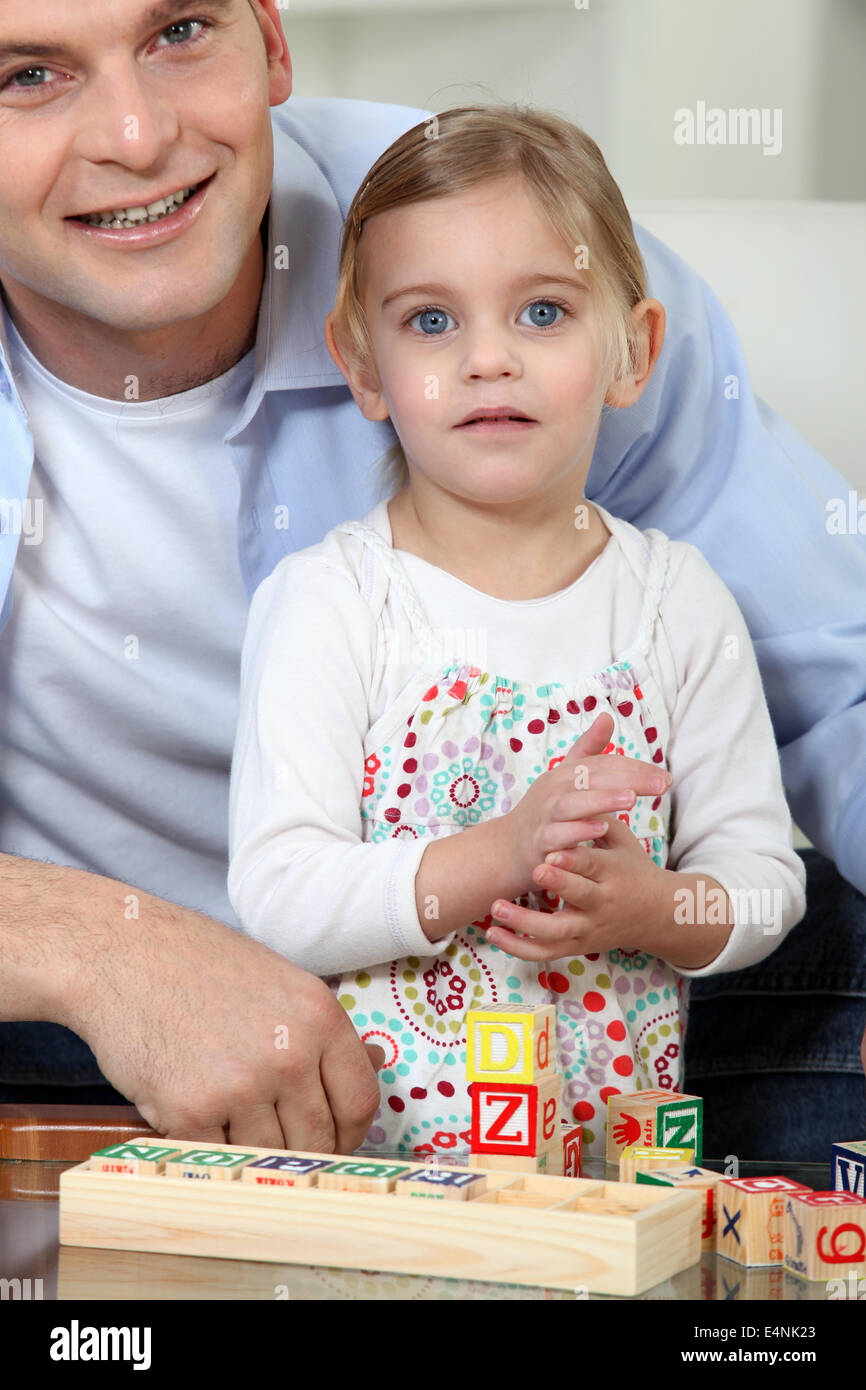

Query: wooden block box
<box><xmin>59</xmin><ymin>1136</ymin><xmax>702</xmax><ymax>1296</ymax></box>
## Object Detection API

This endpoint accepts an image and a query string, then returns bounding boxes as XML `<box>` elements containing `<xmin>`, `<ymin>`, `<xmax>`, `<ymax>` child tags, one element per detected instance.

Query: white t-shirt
<box><xmin>0</xmin><ymin>318</ymin><xmax>252</xmax><ymax>924</ymax></box>
<box><xmin>228</xmin><ymin>498</ymin><xmax>806</xmax><ymax>979</ymax></box>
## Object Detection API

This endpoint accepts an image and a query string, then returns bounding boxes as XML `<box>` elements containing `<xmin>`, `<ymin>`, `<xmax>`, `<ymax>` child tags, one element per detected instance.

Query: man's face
<box><xmin>0</xmin><ymin>0</ymin><xmax>291</xmax><ymax>333</ymax></box>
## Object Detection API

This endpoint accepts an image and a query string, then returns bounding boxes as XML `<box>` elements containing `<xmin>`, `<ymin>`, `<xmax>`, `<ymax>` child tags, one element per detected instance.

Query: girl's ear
<box><xmin>325</xmin><ymin>313</ymin><xmax>390</xmax><ymax>422</ymax></box>
<box><xmin>604</xmin><ymin>299</ymin><xmax>666</xmax><ymax>409</ymax></box>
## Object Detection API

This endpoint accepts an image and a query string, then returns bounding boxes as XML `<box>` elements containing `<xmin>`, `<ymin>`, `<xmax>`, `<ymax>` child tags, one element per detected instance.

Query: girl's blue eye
<box><xmin>519</xmin><ymin>300</ymin><xmax>564</xmax><ymax>328</ymax></box>
<box><xmin>410</xmin><ymin>308</ymin><xmax>454</xmax><ymax>335</ymax></box>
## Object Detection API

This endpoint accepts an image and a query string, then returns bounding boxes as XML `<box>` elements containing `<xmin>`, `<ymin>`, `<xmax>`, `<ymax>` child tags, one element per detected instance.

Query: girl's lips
<box><xmin>65</xmin><ymin>175</ymin><xmax>214</xmax><ymax>249</ymax></box>
<box><xmin>457</xmin><ymin>418</ymin><xmax>538</xmax><ymax>433</ymax></box>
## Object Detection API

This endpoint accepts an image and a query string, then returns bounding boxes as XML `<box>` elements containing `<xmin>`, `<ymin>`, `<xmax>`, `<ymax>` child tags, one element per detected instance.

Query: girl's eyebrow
<box><xmin>381</xmin><ymin>272</ymin><xmax>590</xmax><ymax>310</ymax></box>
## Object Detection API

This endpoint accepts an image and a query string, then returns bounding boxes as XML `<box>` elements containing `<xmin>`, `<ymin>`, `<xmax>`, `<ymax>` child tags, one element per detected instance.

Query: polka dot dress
<box><xmin>327</xmin><ymin>519</ymin><xmax>684</xmax><ymax>1162</ymax></box>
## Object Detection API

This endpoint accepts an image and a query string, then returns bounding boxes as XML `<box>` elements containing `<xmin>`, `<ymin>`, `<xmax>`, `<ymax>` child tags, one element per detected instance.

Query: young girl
<box><xmin>228</xmin><ymin>106</ymin><xmax>806</xmax><ymax>1161</ymax></box>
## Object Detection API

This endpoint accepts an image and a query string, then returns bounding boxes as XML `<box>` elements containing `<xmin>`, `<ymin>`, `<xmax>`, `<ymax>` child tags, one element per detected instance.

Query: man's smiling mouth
<box><xmin>69</xmin><ymin>180</ymin><xmax>205</xmax><ymax>229</ymax></box>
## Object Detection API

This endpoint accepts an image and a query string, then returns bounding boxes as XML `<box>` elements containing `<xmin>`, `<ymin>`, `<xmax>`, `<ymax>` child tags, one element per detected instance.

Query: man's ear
<box><xmin>604</xmin><ymin>299</ymin><xmax>666</xmax><ymax>409</ymax></box>
<box><xmin>252</xmin><ymin>1</ymin><xmax>293</xmax><ymax>105</ymax></box>
<box><xmin>325</xmin><ymin>313</ymin><xmax>391</xmax><ymax>422</ymax></box>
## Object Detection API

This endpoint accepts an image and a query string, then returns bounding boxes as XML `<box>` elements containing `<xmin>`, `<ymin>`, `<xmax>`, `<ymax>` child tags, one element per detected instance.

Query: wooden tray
<box><xmin>59</xmin><ymin>1136</ymin><xmax>702</xmax><ymax>1295</ymax></box>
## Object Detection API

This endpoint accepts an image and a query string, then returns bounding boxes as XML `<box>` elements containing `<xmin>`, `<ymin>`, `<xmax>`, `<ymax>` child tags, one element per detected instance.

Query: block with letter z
<box><xmin>469</xmin><ymin>1075</ymin><xmax>562</xmax><ymax>1156</ymax></box>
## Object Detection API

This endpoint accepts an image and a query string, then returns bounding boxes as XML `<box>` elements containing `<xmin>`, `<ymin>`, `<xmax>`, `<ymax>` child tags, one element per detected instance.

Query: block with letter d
<box><xmin>469</xmin><ymin>1074</ymin><xmax>562</xmax><ymax>1156</ymax></box>
<box><xmin>466</xmin><ymin>1003</ymin><xmax>555</xmax><ymax>1085</ymax></box>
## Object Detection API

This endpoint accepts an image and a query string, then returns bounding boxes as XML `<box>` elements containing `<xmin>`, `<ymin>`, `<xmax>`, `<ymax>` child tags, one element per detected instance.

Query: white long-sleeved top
<box><xmin>228</xmin><ymin>498</ymin><xmax>806</xmax><ymax>979</ymax></box>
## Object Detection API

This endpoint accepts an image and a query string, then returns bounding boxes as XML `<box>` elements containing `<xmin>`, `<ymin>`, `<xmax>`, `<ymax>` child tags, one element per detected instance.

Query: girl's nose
<box><xmin>460</xmin><ymin>328</ymin><xmax>523</xmax><ymax>381</ymax></box>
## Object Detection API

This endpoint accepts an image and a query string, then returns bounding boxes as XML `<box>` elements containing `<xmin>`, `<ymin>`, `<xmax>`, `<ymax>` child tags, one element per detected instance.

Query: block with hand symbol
<box><xmin>605</xmin><ymin>1089</ymin><xmax>703</xmax><ymax>1165</ymax></box>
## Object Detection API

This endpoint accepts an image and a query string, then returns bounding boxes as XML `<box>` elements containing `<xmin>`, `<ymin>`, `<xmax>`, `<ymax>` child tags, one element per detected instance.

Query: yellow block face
<box><xmin>466</xmin><ymin>1004</ymin><xmax>555</xmax><ymax>1084</ymax></box>
<box><xmin>619</xmin><ymin>1145</ymin><xmax>694</xmax><ymax>1183</ymax></box>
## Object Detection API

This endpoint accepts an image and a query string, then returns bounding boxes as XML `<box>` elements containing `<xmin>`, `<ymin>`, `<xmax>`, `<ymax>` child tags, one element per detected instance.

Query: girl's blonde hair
<box><xmin>331</xmin><ymin>104</ymin><xmax>648</xmax><ymax>497</ymax></box>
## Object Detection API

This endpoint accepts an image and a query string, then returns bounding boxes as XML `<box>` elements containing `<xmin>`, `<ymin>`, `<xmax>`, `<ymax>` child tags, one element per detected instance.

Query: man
<box><xmin>0</xmin><ymin>0</ymin><xmax>862</xmax><ymax>1156</ymax></box>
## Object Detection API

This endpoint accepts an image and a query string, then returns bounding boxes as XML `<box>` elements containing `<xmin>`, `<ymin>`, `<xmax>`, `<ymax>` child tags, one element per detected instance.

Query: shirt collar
<box><xmin>227</xmin><ymin>108</ymin><xmax>350</xmax><ymax>438</ymax></box>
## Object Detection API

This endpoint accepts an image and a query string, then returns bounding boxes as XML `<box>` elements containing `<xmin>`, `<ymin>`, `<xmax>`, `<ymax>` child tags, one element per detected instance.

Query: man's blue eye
<box><xmin>161</xmin><ymin>19</ymin><xmax>202</xmax><ymax>45</ymax></box>
<box><xmin>520</xmin><ymin>301</ymin><xmax>564</xmax><ymax>327</ymax></box>
<box><xmin>411</xmin><ymin>308</ymin><xmax>453</xmax><ymax>335</ymax></box>
<box><xmin>12</xmin><ymin>67</ymin><xmax>49</xmax><ymax>87</ymax></box>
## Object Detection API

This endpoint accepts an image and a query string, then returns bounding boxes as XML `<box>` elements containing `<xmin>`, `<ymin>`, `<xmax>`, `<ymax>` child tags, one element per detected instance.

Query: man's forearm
<box><xmin>642</xmin><ymin>869</ymin><xmax>734</xmax><ymax>971</ymax></box>
<box><xmin>0</xmin><ymin>853</ymin><xmax>124</xmax><ymax>1026</ymax></box>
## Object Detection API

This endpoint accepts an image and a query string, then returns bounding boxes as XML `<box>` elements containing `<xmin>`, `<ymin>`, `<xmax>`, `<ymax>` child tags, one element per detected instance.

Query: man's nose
<box><xmin>69</xmin><ymin>60</ymin><xmax>182</xmax><ymax>172</ymax></box>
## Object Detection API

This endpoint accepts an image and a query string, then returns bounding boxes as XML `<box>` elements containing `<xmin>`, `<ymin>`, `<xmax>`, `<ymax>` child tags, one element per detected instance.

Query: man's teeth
<box><xmin>80</xmin><ymin>185</ymin><xmax>198</xmax><ymax>228</ymax></box>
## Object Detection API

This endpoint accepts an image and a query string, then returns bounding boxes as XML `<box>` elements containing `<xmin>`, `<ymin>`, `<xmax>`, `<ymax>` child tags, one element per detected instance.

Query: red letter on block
<box><xmin>470</xmin><ymin>1084</ymin><xmax>536</xmax><ymax>1155</ymax></box>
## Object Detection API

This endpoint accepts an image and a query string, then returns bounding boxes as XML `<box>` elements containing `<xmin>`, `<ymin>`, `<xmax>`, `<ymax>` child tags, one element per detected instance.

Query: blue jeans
<box><xmin>2</xmin><ymin>850</ymin><xmax>864</xmax><ymax>1160</ymax></box>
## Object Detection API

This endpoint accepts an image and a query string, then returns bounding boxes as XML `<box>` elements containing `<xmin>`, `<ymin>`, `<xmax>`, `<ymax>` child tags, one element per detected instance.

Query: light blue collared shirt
<box><xmin>0</xmin><ymin>96</ymin><xmax>863</xmax><ymax>905</ymax></box>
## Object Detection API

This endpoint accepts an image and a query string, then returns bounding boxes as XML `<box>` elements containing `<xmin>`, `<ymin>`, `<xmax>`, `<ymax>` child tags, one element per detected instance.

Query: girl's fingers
<box><xmin>532</xmin><ymin>861</ymin><xmax>594</xmax><ymax>902</ymax></box>
<box><xmin>489</xmin><ymin>897</ymin><xmax>587</xmax><ymax>939</ymax></box>
<box><xmin>541</xmin><ymin>825</ymin><xmax>606</xmax><ymax>861</ymax></box>
<box><xmin>485</xmin><ymin>926</ymin><xmax>584</xmax><ymax>962</ymax></box>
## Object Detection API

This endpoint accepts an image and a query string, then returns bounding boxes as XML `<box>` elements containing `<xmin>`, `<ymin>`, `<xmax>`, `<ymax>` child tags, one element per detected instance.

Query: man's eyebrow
<box><xmin>381</xmin><ymin>272</ymin><xmax>590</xmax><ymax>309</ymax></box>
<box><xmin>0</xmin><ymin>0</ymin><xmax>237</xmax><ymax>67</ymax></box>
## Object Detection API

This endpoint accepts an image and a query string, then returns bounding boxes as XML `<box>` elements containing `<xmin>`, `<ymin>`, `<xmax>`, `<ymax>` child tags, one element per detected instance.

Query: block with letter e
<box><xmin>466</xmin><ymin>1003</ymin><xmax>555</xmax><ymax>1085</ymax></box>
<box><xmin>469</xmin><ymin>1074</ymin><xmax>562</xmax><ymax>1156</ymax></box>
<box><xmin>783</xmin><ymin>1190</ymin><xmax>866</xmax><ymax>1280</ymax></box>
<box><xmin>716</xmin><ymin>1175</ymin><xmax>812</xmax><ymax>1266</ymax></box>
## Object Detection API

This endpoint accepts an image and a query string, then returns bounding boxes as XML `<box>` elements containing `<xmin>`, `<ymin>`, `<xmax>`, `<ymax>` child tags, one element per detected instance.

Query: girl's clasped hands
<box><xmin>487</xmin><ymin>710</ymin><xmax>673</xmax><ymax>961</ymax></box>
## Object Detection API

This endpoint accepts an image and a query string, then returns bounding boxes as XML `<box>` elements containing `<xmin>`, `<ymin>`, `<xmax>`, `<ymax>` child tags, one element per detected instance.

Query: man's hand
<box><xmin>1</xmin><ymin>855</ymin><xmax>383</xmax><ymax>1154</ymax></box>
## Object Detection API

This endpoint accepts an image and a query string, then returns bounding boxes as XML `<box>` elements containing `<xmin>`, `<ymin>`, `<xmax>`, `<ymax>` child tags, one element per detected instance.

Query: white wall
<box><xmin>280</xmin><ymin>0</ymin><xmax>865</xmax><ymax>201</ymax></box>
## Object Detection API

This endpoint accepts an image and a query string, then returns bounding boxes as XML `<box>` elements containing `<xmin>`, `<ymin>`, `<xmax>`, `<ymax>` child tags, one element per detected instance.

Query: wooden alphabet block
<box><xmin>605</xmin><ymin>1089</ymin><xmax>703</xmax><ymax>1164</ymax></box>
<box><xmin>395</xmin><ymin>1167</ymin><xmax>488</xmax><ymax>1201</ymax></box>
<box><xmin>467</xmin><ymin>1149</ymin><xmax>557</xmax><ymax>1174</ymax></box>
<box><xmin>635</xmin><ymin>1165</ymin><xmax>723</xmax><ymax>1250</ymax></box>
<box><xmin>165</xmin><ymin>1148</ymin><xmax>257</xmax><ymax>1181</ymax></box>
<box><xmin>562</xmin><ymin>1125</ymin><xmax>583</xmax><ymax>1178</ymax></box>
<box><xmin>316</xmin><ymin>1160</ymin><xmax>414</xmax><ymax>1194</ymax></box>
<box><xmin>620</xmin><ymin>1145</ymin><xmax>694</xmax><ymax>1183</ymax></box>
<box><xmin>716</xmin><ymin>1176</ymin><xmax>813</xmax><ymax>1266</ymax></box>
<box><xmin>242</xmin><ymin>1155</ymin><xmax>333</xmax><ymax>1188</ymax></box>
<box><xmin>783</xmin><ymin>1190</ymin><xmax>866</xmax><ymax>1280</ymax></box>
<box><xmin>89</xmin><ymin>1142</ymin><xmax>184</xmax><ymax>1177</ymax></box>
<box><xmin>469</xmin><ymin>1074</ymin><xmax>561</xmax><ymax>1156</ymax></box>
<box><xmin>655</xmin><ymin>1096</ymin><xmax>703</xmax><ymax>1163</ymax></box>
<box><xmin>466</xmin><ymin>1004</ymin><xmax>555</xmax><ymax>1084</ymax></box>
<box><xmin>832</xmin><ymin>1140</ymin><xmax>866</xmax><ymax>1198</ymax></box>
